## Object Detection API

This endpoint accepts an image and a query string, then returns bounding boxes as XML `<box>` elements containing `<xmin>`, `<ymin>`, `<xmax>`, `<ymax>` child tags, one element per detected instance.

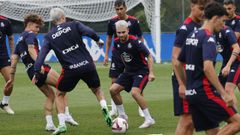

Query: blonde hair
<box><xmin>50</xmin><ymin>8</ymin><xmax>65</xmax><ymax>24</ymax></box>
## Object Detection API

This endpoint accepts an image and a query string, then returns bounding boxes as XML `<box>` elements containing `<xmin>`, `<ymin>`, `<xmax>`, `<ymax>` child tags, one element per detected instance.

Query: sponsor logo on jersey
<box><xmin>52</xmin><ymin>27</ymin><xmax>71</xmax><ymax>39</ymax></box>
<box><xmin>62</xmin><ymin>44</ymin><xmax>79</xmax><ymax>54</ymax></box>
<box><xmin>185</xmin><ymin>64</ymin><xmax>195</xmax><ymax>71</ymax></box>
<box><xmin>25</xmin><ymin>63</ymin><xmax>33</xmax><ymax>71</ymax></box>
<box><xmin>69</xmin><ymin>60</ymin><xmax>89</xmax><ymax>69</ymax></box>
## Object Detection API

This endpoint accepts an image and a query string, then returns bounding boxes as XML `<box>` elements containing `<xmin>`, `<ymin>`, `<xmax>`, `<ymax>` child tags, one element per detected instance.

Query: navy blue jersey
<box><xmin>215</xmin><ymin>26</ymin><xmax>238</xmax><ymax>66</ymax></box>
<box><xmin>113</xmin><ymin>35</ymin><xmax>149</xmax><ymax>73</ymax></box>
<box><xmin>174</xmin><ymin>17</ymin><xmax>201</xmax><ymax>48</ymax></box>
<box><xmin>0</xmin><ymin>16</ymin><xmax>13</xmax><ymax>57</ymax></box>
<box><xmin>34</xmin><ymin>21</ymin><xmax>100</xmax><ymax>72</ymax></box>
<box><xmin>14</xmin><ymin>31</ymin><xmax>39</xmax><ymax>69</ymax></box>
<box><xmin>178</xmin><ymin>29</ymin><xmax>217</xmax><ymax>94</ymax></box>
<box><xmin>107</xmin><ymin>15</ymin><xmax>142</xmax><ymax>38</ymax></box>
<box><xmin>225</xmin><ymin>15</ymin><xmax>240</xmax><ymax>33</ymax></box>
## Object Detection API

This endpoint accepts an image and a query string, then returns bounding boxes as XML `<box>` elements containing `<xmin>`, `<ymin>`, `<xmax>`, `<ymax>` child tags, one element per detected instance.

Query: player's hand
<box><xmin>179</xmin><ymin>85</ymin><xmax>186</xmax><ymax>99</ymax></box>
<box><xmin>97</xmin><ymin>39</ymin><xmax>104</xmax><ymax>48</ymax></box>
<box><xmin>32</xmin><ymin>71</ymin><xmax>41</xmax><ymax>84</ymax></box>
<box><xmin>103</xmin><ymin>55</ymin><xmax>108</xmax><ymax>66</ymax></box>
<box><xmin>222</xmin><ymin>93</ymin><xmax>233</xmax><ymax>107</ymax></box>
<box><xmin>148</xmin><ymin>73</ymin><xmax>155</xmax><ymax>82</ymax></box>
<box><xmin>221</xmin><ymin>65</ymin><xmax>230</xmax><ymax>77</ymax></box>
<box><xmin>5</xmin><ymin>79</ymin><xmax>14</xmax><ymax>91</ymax></box>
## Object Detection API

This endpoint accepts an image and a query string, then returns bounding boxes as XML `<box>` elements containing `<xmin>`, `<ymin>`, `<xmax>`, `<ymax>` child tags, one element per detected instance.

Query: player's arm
<box><xmin>222</xmin><ymin>43</ymin><xmax>240</xmax><ymax>76</ymax></box>
<box><xmin>147</xmin><ymin>54</ymin><xmax>155</xmax><ymax>82</ymax></box>
<box><xmin>5</xmin><ymin>54</ymin><xmax>19</xmax><ymax>90</ymax></box>
<box><xmin>8</xmin><ymin>35</ymin><xmax>14</xmax><ymax>55</ymax></box>
<box><xmin>34</xmin><ymin>38</ymin><xmax>51</xmax><ymax>73</ymax></box>
<box><xmin>28</xmin><ymin>45</ymin><xmax>38</xmax><ymax>61</ymax></box>
<box><xmin>105</xmin><ymin>35</ymin><xmax>113</xmax><ymax>65</ymax></box>
<box><xmin>203</xmin><ymin>37</ymin><xmax>233</xmax><ymax>106</ymax></box>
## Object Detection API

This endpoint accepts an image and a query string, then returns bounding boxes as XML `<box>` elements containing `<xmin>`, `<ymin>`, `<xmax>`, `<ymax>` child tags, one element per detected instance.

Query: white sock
<box><xmin>46</xmin><ymin>115</ymin><xmax>54</xmax><ymax>125</ymax></box>
<box><xmin>100</xmin><ymin>100</ymin><xmax>107</xmax><ymax>108</ymax></box>
<box><xmin>111</xmin><ymin>99</ymin><xmax>117</xmax><ymax>111</ymax></box>
<box><xmin>142</xmin><ymin>108</ymin><xmax>153</xmax><ymax>121</ymax></box>
<box><xmin>65</xmin><ymin>106</ymin><xmax>70</xmax><ymax>115</ymax></box>
<box><xmin>2</xmin><ymin>96</ymin><xmax>10</xmax><ymax>104</ymax></box>
<box><xmin>116</xmin><ymin>104</ymin><xmax>126</xmax><ymax>116</ymax></box>
<box><xmin>58</xmin><ymin>113</ymin><xmax>66</xmax><ymax>126</ymax></box>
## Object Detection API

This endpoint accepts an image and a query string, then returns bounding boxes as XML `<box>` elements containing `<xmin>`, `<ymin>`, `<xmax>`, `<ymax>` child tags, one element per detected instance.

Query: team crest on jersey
<box><xmin>128</xmin><ymin>43</ymin><xmax>132</xmax><ymax>49</ymax></box>
<box><xmin>121</xmin><ymin>52</ymin><xmax>132</xmax><ymax>62</ymax></box>
<box><xmin>117</xmin><ymin>44</ymin><xmax>120</xmax><ymax>48</ymax></box>
<box><xmin>180</xmin><ymin>25</ymin><xmax>187</xmax><ymax>30</ymax></box>
<box><xmin>0</xmin><ymin>22</ymin><xmax>4</xmax><ymax>27</ymax></box>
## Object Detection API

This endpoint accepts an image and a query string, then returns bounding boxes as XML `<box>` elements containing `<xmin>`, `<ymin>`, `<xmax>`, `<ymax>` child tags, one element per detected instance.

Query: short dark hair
<box><xmin>24</xmin><ymin>13</ymin><xmax>44</xmax><ymax>27</ymax></box>
<box><xmin>223</xmin><ymin>0</ymin><xmax>235</xmax><ymax>5</ymax></box>
<box><xmin>204</xmin><ymin>2</ymin><xmax>228</xmax><ymax>19</ymax></box>
<box><xmin>114</xmin><ymin>0</ymin><xmax>126</xmax><ymax>7</ymax></box>
<box><xmin>190</xmin><ymin>0</ymin><xmax>212</xmax><ymax>7</ymax></box>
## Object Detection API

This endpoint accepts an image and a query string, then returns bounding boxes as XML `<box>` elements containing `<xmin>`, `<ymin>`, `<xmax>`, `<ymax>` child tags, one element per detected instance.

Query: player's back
<box><xmin>45</xmin><ymin>21</ymin><xmax>95</xmax><ymax>71</ymax></box>
<box><xmin>180</xmin><ymin>29</ymin><xmax>217</xmax><ymax>91</ymax></box>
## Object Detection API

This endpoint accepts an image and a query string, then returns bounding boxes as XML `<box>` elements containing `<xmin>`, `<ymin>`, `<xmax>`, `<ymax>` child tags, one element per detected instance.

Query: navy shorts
<box><xmin>226</xmin><ymin>64</ymin><xmax>240</xmax><ymax>85</ymax></box>
<box><xmin>0</xmin><ymin>57</ymin><xmax>10</xmax><ymax>69</ymax></box>
<box><xmin>116</xmin><ymin>71</ymin><xmax>148</xmax><ymax>93</ymax></box>
<box><xmin>172</xmin><ymin>72</ymin><xmax>189</xmax><ymax>116</ymax></box>
<box><xmin>109</xmin><ymin>50</ymin><xmax>124</xmax><ymax>78</ymax></box>
<box><xmin>57</xmin><ymin>69</ymin><xmax>100</xmax><ymax>92</ymax></box>
<box><xmin>186</xmin><ymin>88</ymin><xmax>236</xmax><ymax>131</ymax></box>
<box><xmin>28</xmin><ymin>64</ymin><xmax>51</xmax><ymax>88</ymax></box>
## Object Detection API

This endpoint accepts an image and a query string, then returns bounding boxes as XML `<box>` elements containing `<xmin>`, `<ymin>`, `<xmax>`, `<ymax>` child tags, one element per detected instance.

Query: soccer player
<box><xmin>215</xmin><ymin>25</ymin><xmax>240</xmax><ymax>110</ymax></box>
<box><xmin>224</xmin><ymin>0</ymin><xmax>240</xmax><ymax>40</ymax></box>
<box><xmin>176</xmin><ymin>2</ymin><xmax>240</xmax><ymax>134</ymax></box>
<box><xmin>5</xmin><ymin>13</ymin><xmax>78</xmax><ymax>131</ymax></box>
<box><xmin>104</xmin><ymin>0</ymin><xmax>145</xmax><ymax>117</ymax></box>
<box><xmin>109</xmin><ymin>20</ymin><xmax>155</xmax><ymax>128</ymax></box>
<box><xmin>0</xmin><ymin>15</ymin><xmax>15</xmax><ymax>114</ymax></box>
<box><xmin>171</xmin><ymin>0</ymin><xmax>211</xmax><ymax>134</ymax></box>
<box><xmin>33</xmin><ymin>8</ymin><xmax>112</xmax><ymax>135</ymax></box>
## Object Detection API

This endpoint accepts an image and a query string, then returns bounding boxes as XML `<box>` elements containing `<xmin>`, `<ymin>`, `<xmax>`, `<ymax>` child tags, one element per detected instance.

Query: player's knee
<box><xmin>110</xmin><ymin>87</ymin><xmax>118</xmax><ymax>96</ymax></box>
<box><xmin>131</xmin><ymin>88</ymin><xmax>141</xmax><ymax>98</ymax></box>
<box><xmin>180</xmin><ymin>114</ymin><xmax>194</xmax><ymax>129</ymax></box>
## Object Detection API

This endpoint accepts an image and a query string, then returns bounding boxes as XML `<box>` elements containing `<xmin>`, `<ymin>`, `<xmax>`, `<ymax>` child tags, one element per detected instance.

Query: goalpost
<box><xmin>0</xmin><ymin>0</ymin><xmax>161</xmax><ymax>63</ymax></box>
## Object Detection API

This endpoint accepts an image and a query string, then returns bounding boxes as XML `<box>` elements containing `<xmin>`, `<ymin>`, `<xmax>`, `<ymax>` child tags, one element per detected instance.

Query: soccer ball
<box><xmin>112</xmin><ymin>117</ymin><xmax>128</xmax><ymax>133</ymax></box>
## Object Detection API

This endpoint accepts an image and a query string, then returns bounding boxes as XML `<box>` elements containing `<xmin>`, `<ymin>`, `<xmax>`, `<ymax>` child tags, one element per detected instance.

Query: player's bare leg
<box><xmin>175</xmin><ymin>114</ymin><xmax>194</xmax><ymax>135</ymax></box>
<box><xmin>109</xmin><ymin>77</ymin><xmax>118</xmax><ymax>117</ymax></box>
<box><xmin>53</xmin><ymin>90</ymin><xmax>67</xmax><ymax>135</ymax></box>
<box><xmin>217</xmin><ymin>114</ymin><xmax>240</xmax><ymax>135</ymax></box>
<box><xmin>91</xmin><ymin>86</ymin><xmax>112</xmax><ymax>127</ymax></box>
<box><xmin>110</xmin><ymin>83</ymin><xmax>128</xmax><ymax>120</ymax></box>
<box><xmin>39</xmin><ymin>84</ymin><xmax>56</xmax><ymax>131</ymax></box>
<box><xmin>0</xmin><ymin>66</ymin><xmax>14</xmax><ymax>114</ymax></box>
<box><xmin>131</xmin><ymin>87</ymin><xmax>155</xmax><ymax>128</ymax></box>
<box><xmin>46</xmin><ymin>69</ymin><xmax>78</xmax><ymax>126</ymax></box>
<box><xmin>225</xmin><ymin>82</ymin><xmax>238</xmax><ymax>110</ymax></box>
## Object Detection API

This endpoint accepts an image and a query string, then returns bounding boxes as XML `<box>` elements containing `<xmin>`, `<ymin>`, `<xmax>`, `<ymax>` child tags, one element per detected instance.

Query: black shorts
<box><xmin>56</xmin><ymin>69</ymin><xmax>100</xmax><ymax>92</ymax></box>
<box><xmin>28</xmin><ymin>64</ymin><xmax>51</xmax><ymax>88</ymax></box>
<box><xmin>187</xmin><ymin>89</ymin><xmax>236</xmax><ymax>131</ymax></box>
<box><xmin>116</xmin><ymin>71</ymin><xmax>148</xmax><ymax>93</ymax></box>
<box><xmin>109</xmin><ymin>50</ymin><xmax>124</xmax><ymax>78</ymax></box>
<box><xmin>172</xmin><ymin>73</ymin><xmax>189</xmax><ymax>116</ymax></box>
<box><xmin>0</xmin><ymin>56</ymin><xmax>10</xmax><ymax>69</ymax></box>
<box><xmin>226</xmin><ymin>64</ymin><xmax>240</xmax><ymax>85</ymax></box>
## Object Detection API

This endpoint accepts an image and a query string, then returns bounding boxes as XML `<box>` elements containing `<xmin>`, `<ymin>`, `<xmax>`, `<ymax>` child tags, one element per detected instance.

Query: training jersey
<box><xmin>225</xmin><ymin>15</ymin><xmax>240</xmax><ymax>33</ymax></box>
<box><xmin>34</xmin><ymin>21</ymin><xmax>100</xmax><ymax>72</ymax></box>
<box><xmin>113</xmin><ymin>35</ymin><xmax>149</xmax><ymax>73</ymax></box>
<box><xmin>107</xmin><ymin>15</ymin><xmax>142</xmax><ymax>38</ymax></box>
<box><xmin>14</xmin><ymin>31</ymin><xmax>39</xmax><ymax>70</ymax></box>
<box><xmin>178</xmin><ymin>29</ymin><xmax>217</xmax><ymax>96</ymax></box>
<box><xmin>215</xmin><ymin>26</ymin><xmax>238</xmax><ymax>66</ymax></box>
<box><xmin>0</xmin><ymin>16</ymin><xmax>12</xmax><ymax>57</ymax></box>
<box><xmin>174</xmin><ymin>17</ymin><xmax>201</xmax><ymax>48</ymax></box>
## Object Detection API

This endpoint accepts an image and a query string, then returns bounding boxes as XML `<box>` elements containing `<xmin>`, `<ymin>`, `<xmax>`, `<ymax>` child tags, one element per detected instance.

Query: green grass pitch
<box><xmin>0</xmin><ymin>63</ymin><xmax>238</xmax><ymax>135</ymax></box>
